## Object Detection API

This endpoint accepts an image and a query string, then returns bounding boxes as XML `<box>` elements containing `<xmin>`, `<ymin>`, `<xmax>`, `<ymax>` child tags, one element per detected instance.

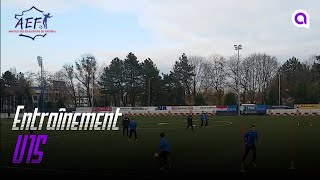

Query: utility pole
<box><xmin>279</xmin><ymin>70</ymin><xmax>281</xmax><ymax>106</ymax></box>
<box><xmin>148</xmin><ymin>77</ymin><xmax>154</xmax><ymax>106</ymax></box>
<box><xmin>91</xmin><ymin>58</ymin><xmax>94</xmax><ymax>112</ymax></box>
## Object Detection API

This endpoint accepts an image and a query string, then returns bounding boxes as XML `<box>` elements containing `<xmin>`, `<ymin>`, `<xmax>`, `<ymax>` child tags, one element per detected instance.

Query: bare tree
<box><xmin>242</xmin><ymin>55</ymin><xmax>258</xmax><ymax>103</ymax></box>
<box><xmin>228</xmin><ymin>53</ymin><xmax>279</xmax><ymax>104</ymax></box>
<box><xmin>55</xmin><ymin>65</ymin><xmax>78</xmax><ymax>107</ymax></box>
<box><xmin>258</xmin><ymin>54</ymin><xmax>278</xmax><ymax>103</ymax></box>
<box><xmin>188</xmin><ymin>56</ymin><xmax>206</xmax><ymax>101</ymax></box>
<box><xmin>24</xmin><ymin>71</ymin><xmax>38</xmax><ymax>86</ymax></box>
<box><xmin>200</xmin><ymin>59</ymin><xmax>212</xmax><ymax>101</ymax></box>
<box><xmin>226</xmin><ymin>55</ymin><xmax>242</xmax><ymax>100</ymax></box>
<box><xmin>207</xmin><ymin>55</ymin><xmax>227</xmax><ymax>105</ymax></box>
<box><xmin>75</xmin><ymin>54</ymin><xmax>97</xmax><ymax>107</ymax></box>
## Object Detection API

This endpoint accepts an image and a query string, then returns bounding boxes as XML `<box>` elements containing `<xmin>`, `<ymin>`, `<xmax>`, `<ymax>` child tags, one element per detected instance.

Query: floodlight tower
<box><xmin>37</xmin><ymin>56</ymin><xmax>45</xmax><ymax>112</ymax></box>
<box><xmin>234</xmin><ymin>44</ymin><xmax>242</xmax><ymax>116</ymax></box>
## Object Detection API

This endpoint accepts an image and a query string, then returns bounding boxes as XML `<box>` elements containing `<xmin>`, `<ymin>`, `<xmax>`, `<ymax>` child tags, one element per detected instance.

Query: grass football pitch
<box><xmin>0</xmin><ymin>115</ymin><xmax>319</xmax><ymax>177</ymax></box>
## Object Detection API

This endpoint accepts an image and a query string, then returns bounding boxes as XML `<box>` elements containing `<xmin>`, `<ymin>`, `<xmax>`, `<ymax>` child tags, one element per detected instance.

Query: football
<box><xmin>154</xmin><ymin>152</ymin><xmax>159</xmax><ymax>158</ymax></box>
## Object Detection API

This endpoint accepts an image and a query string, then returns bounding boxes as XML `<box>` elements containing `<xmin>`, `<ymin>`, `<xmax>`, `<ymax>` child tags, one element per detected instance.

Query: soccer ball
<box><xmin>154</xmin><ymin>152</ymin><xmax>159</xmax><ymax>158</ymax></box>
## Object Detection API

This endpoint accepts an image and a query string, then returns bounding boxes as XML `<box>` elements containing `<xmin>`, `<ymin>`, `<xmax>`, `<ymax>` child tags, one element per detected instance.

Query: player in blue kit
<box><xmin>241</xmin><ymin>125</ymin><xmax>259</xmax><ymax>171</ymax></box>
<box><xmin>205</xmin><ymin>112</ymin><xmax>209</xmax><ymax>126</ymax></box>
<box><xmin>158</xmin><ymin>132</ymin><xmax>171</xmax><ymax>170</ymax></box>
<box><xmin>200</xmin><ymin>111</ymin><xmax>206</xmax><ymax>126</ymax></box>
<box><xmin>128</xmin><ymin>119</ymin><xmax>138</xmax><ymax>141</ymax></box>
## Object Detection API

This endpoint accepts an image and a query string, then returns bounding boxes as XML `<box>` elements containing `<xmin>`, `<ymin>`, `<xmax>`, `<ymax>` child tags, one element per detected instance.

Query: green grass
<box><xmin>0</xmin><ymin>115</ymin><xmax>319</xmax><ymax>176</ymax></box>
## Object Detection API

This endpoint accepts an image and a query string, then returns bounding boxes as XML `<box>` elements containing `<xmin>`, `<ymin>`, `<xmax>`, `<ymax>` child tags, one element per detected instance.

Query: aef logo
<box><xmin>9</xmin><ymin>6</ymin><xmax>56</xmax><ymax>40</ymax></box>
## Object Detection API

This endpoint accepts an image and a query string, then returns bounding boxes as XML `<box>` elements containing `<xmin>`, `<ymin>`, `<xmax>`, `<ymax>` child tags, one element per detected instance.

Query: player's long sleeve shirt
<box><xmin>122</xmin><ymin>118</ymin><xmax>130</xmax><ymax>127</ymax></box>
<box><xmin>243</xmin><ymin>131</ymin><xmax>258</xmax><ymax>146</ymax></box>
<box><xmin>159</xmin><ymin>138</ymin><xmax>170</xmax><ymax>152</ymax></box>
<box><xmin>200</xmin><ymin>113</ymin><xmax>206</xmax><ymax>121</ymax></box>
<box><xmin>129</xmin><ymin>122</ymin><xmax>137</xmax><ymax>130</ymax></box>
<box><xmin>187</xmin><ymin>116</ymin><xmax>193</xmax><ymax>124</ymax></box>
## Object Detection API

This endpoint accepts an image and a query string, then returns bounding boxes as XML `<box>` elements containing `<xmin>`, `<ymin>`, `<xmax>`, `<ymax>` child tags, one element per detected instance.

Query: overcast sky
<box><xmin>1</xmin><ymin>0</ymin><xmax>319</xmax><ymax>75</ymax></box>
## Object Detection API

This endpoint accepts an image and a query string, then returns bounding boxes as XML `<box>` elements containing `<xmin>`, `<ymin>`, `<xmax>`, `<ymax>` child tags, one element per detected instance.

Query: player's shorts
<box><xmin>159</xmin><ymin>151</ymin><xmax>169</xmax><ymax>160</ymax></box>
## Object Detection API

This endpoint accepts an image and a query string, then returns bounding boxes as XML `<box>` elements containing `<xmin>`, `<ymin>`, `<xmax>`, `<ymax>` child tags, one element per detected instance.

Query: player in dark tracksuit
<box><xmin>186</xmin><ymin>113</ymin><xmax>194</xmax><ymax>132</ymax></box>
<box><xmin>122</xmin><ymin>115</ymin><xmax>130</xmax><ymax>136</ymax></box>
<box><xmin>205</xmin><ymin>112</ymin><xmax>209</xmax><ymax>126</ymax></box>
<box><xmin>241</xmin><ymin>125</ymin><xmax>258</xmax><ymax>169</ymax></box>
<box><xmin>128</xmin><ymin>119</ymin><xmax>138</xmax><ymax>141</ymax></box>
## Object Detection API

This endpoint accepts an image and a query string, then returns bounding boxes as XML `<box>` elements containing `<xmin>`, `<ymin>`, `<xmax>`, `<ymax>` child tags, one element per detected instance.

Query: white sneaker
<box><xmin>251</xmin><ymin>162</ymin><xmax>257</xmax><ymax>167</ymax></box>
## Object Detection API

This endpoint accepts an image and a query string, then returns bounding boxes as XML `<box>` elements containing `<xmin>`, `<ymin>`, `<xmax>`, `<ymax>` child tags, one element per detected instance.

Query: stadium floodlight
<box><xmin>234</xmin><ymin>44</ymin><xmax>242</xmax><ymax>116</ymax></box>
<box><xmin>37</xmin><ymin>56</ymin><xmax>42</xmax><ymax>67</ymax></box>
<box><xmin>37</xmin><ymin>56</ymin><xmax>45</xmax><ymax>112</ymax></box>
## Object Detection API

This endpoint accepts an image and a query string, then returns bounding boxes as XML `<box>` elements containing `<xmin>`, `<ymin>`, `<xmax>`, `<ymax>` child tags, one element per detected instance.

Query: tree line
<box><xmin>1</xmin><ymin>52</ymin><xmax>319</xmax><ymax>112</ymax></box>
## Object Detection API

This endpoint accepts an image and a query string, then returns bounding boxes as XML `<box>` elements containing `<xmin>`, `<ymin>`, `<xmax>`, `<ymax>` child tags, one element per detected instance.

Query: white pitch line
<box><xmin>1</xmin><ymin>121</ymin><xmax>232</xmax><ymax>143</ymax></box>
<box><xmin>140</xmin><ymin>121</ymin><xmax>233</xmax><ymax>130</ymax></box>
